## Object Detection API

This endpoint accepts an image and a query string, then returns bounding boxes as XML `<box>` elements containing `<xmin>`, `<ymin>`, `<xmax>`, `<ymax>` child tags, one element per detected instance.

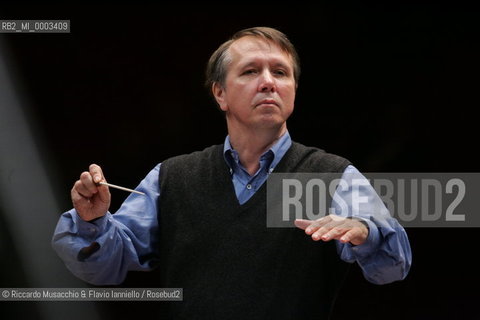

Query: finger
<box><xmin>89</xmin><ymin>163</ymin><xmax>105</xmax><ymax>184</ymax></box>
<box><xmin>304</xmin><ymin>216</ymin><xmax>332</xmax><ymax>235</ymax></box>
<box><xmin>294</xmin><ymin>219</ymin><xmax>312</xmax><ymax>230</ymax></box>
<box><xmin>88</xmin><ymin>164</ymin><xmax>110</xmax><ymax>202</ymax></box>
<box><xmin>341</xmin><ymin>223</ymin><xmax>369</xmax><ymax>245</ymax></box>
<box><xmin>314</xmin><ymin>216</ymin><xmax>361</xmax><ymax>241</ymax></box>
<box><xmin>311</xmin><ymin>220</ymin><xmax>344</xmax><ymax>241</ymax></box>
<box><xmin>312</xmin><ymin>219</ymin><xmax>351</xmax><ymax>241</ymax></box>
<box><xmin>329</xmin><ymin>214</ymin><xmax>347</xmax><ymax>222</ymax></box>
<box><xmin>96</xmin><ymin>182</ymin><xmax>111</xmax><ymax>203</ymax></box>
<box><xmin>80</xmin><ymin>171</ymin><xmax>98</xmax><ymax>194</ymax></box>
<box><xmin>71</xmin><ymin>185</ymin><xmax>86</xmax><ymax>204</ymax></box>
<box><xmin>71</xmin><ymin>191</ymin><xmax>94</xmax><ymax>221</ymax></box>
<box><xmin>73</xmin><ymin>179</ymin><xmax>95</xmax><ymax>198</ymax></box>
<box><xmin>339</xmin><ymin>229</ymin><xmax>358</xmax><ymax>244</ymax></box>
<box><xmin>305</xmin><ymin>214</ymin><xmax>346</xmax><ymax>235</ymax></box>
<box><xmin>319</xmin><ymin>226</ymin><xmax>349</xmax><ymax>242</ymax></box>
<box><xmin>71</xmin><ymin>185</ymin><xmax>93</xmax><ymax>215</ymax></box>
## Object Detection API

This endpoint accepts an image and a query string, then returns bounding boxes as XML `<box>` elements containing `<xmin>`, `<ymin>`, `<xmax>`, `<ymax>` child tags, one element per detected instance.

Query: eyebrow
<box><xmin>239</xmin><ymin>60</ymin><xmax>291</xmax><ymax>70</ymax></box>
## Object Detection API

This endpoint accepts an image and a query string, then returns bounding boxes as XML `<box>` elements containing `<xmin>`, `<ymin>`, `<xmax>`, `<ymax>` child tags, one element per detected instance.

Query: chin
<box><xmin>253</xmin><ymin>116</ymin><xmax>285</xmax><ymax>129</ymax></box>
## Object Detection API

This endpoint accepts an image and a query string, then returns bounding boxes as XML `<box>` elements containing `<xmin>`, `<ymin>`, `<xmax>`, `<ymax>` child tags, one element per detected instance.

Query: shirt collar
<box><xmin>223</xmin><ymin>131</ymin><xmax>292</xmax><ymax>173</ymax></box>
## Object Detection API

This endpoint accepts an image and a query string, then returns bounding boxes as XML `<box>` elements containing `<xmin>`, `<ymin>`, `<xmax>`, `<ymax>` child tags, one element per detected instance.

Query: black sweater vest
<box><xmin>157</xmin><ymin>142</ymin><xmax>351</xmax><ymax>319</ymax></box>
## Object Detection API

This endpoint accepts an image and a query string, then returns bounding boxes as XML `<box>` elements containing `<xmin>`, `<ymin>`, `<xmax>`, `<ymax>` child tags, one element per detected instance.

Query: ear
<box><xmin>212</xmin><ymin>82</ymin><xmax>228</xmax><ymax>112</ymax></box>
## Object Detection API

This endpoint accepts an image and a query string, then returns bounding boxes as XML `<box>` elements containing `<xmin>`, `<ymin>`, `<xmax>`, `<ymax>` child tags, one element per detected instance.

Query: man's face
<box><xmin>213</xmin><ymin>36</ymin><xmax>296</xmax><ymax>131</ymax></box>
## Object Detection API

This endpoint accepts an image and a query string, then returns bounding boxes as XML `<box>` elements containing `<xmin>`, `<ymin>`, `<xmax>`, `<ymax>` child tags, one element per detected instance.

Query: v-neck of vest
<box><xmin>218</xmin><ymin>142</ymin><xmax>311</xmax><ymax>213</ymax></box>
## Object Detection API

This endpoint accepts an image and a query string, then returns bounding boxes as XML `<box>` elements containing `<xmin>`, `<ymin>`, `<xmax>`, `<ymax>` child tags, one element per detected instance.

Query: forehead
<box><xmin>227</xmin><ymin>36</ymin><xmax>293</xmax><ymax>67</ymax></box>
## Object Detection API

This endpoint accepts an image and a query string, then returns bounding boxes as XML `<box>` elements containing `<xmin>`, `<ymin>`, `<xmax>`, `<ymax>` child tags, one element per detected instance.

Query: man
<box><xmin>53</xmin><ymin>27</ymin><xmax>411</xmax><ymax>319</ymax></box>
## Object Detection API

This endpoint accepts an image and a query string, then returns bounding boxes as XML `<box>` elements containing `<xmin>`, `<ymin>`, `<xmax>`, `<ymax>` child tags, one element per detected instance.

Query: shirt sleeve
<box><xmin>332</xmin><ymin>165</ymin><xmax>412</xmax><ymax>285</ymax></box>
<box><xmin>51</xmin><ymin>164</ymin><xmax>161</xmax><ymax>285</ymax></box>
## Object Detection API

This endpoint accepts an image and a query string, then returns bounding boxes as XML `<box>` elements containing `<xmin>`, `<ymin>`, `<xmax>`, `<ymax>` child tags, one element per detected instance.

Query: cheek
<box><xmin>228</xmin><ymin>83</ymin><xmax>255</xmax><ymax>102</ymax></box>
<box><xmin>279</xmin><ymin>85</ymin><xmax>296</xmax><ymax>104</ymax></box>
<box><xmin>225</xmin><ymin>81</ymin><xmax>245</xmax><ymax>95</ymax></box>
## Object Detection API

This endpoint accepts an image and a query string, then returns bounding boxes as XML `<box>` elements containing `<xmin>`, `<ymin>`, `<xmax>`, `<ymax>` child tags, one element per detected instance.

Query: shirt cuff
<box><xmin>349</xmin><ymin>218</ymin><xmax>381</xmax><ymax>258</ymax></box>
<box><xmin>73</xmin><ymin>210</ymin><xmax>110</xmax><ymax>240</ymax></box>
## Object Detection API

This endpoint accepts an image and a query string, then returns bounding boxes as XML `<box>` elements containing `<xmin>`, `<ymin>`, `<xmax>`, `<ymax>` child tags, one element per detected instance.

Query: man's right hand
<box><xmin>71</xmin><ymin>164</ymin><xmax>111</xmax><ymax>221</ymax></box>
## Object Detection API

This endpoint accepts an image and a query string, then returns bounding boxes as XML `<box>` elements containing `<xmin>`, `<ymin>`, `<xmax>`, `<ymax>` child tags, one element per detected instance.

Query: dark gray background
<box><xmin>1</xmin><ymin>3</ymin><xmax>478</xmax><ymax>319</ymax></box>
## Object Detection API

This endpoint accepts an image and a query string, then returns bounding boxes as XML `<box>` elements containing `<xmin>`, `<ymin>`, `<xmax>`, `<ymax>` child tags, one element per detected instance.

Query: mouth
<box><xmin>255</xmin><ymin>99</ymin><xmax>279</xmax><ymax>108</ymax></box>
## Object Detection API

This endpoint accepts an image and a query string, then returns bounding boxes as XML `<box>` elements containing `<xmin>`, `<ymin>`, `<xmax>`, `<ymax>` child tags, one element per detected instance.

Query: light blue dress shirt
<box><xmin>52</xmin><ymin>132</ymin><xmax>412</xmax><ymax>285</ymax></box>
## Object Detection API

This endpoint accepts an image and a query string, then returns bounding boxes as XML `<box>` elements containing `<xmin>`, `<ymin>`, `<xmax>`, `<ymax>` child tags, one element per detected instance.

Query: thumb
<box><xmin>96</xmin><ymin>181</ymin><xmax>111</xmax><ymax>203</ymax></box>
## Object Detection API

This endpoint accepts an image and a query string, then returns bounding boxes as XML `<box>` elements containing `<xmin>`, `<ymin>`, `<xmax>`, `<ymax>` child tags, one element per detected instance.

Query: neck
<box><xmin>227</xmin><ymin>124</ymin><xmax>287</xmax><ymax>176</ymax></box>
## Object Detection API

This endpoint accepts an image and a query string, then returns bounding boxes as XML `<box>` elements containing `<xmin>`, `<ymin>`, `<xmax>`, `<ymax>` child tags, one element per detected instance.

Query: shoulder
<box><xmin>290</xmin><ymin>141</ymin><xmax>351</xmax><ymax>173</ymax></box>
<box><xmin>160</xmin><ymin>144</ymin><xmax>224</xmax><ymax>175</ymax></box>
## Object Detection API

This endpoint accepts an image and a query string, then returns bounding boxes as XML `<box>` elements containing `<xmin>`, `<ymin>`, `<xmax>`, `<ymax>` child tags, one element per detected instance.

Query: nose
<box><xmin>258</xmin><ymin>70</ymin><xmax>276</xmax><ymax>93</ymax></box>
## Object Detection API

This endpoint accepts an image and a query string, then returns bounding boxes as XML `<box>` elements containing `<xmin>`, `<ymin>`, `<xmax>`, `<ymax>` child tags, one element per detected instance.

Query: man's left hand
<box><xmin>294</xmin><ymin>215</ymin><xmax>369</xmax><ymax>246</ymax></box>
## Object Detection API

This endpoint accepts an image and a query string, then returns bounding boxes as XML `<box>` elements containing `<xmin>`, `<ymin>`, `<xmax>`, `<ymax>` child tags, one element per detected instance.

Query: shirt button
<box><xmin>246</xmin><ymin>184</ymin><xmax>252</xmax><ymax>190</ymax></box>
<box><xmin>90</xmin><ymin>228</ymin><xmax>96</xmax><ymax>233</ymax></box>
<box><xmin>229</xmin><ymin>168</ymin><xmax>233</xmax><ymax>174</ymax></box>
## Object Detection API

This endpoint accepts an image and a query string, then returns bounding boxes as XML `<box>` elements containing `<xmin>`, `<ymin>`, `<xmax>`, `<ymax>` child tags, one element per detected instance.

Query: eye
<box><xmin>242</xmin><ymin>69</ymin><xmax>257</xmax><ymax>75</ymax></box>
<box><xmin>274</xmin><ymin>69</ymin><xmax>287</xmax><ymax>76</ymax></box>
